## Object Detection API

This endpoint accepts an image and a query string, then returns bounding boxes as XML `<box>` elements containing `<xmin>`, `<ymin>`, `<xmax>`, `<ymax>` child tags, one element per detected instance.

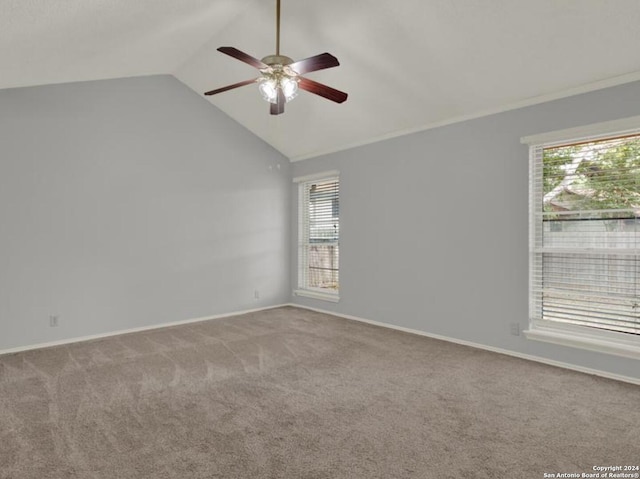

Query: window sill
<box><xmin>293</xmin><ymin>289</ymin><xmax>340</xmax><ymax>303</ymax></box>
<box><xmin>524</xmin><ymin>321</ymin><xmax>640</xmax><ymax>360</ymax></box>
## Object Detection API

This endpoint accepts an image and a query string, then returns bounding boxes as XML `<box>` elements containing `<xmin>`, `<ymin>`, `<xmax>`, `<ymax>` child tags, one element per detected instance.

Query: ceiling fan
<box><xmin>203</xmin><ymin>0</ymin><xmax>348</xmax><ymax>115</ymax></box>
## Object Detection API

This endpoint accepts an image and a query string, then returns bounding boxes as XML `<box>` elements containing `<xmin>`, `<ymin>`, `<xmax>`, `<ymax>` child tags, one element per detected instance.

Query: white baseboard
<box><xmin>289</xmin><ymin>303</ymin><xmax>640</xmax><ymax>386</ymax></box>
<box><xmin>5</xmin><ymin>302</ymin><xmax>638</xmax><ymax>386</ymax></box>
<box><xmin>0</xmin><ymin>304</ymin><xmax>289</xmax><ymax>356</ymax></box>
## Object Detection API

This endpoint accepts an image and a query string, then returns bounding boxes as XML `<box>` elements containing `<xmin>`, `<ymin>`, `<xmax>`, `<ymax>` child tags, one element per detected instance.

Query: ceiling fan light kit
<box><xmin>204</xmin><ymin>0</ymin><xmax>347</xmax><ymax>115</ymax></box>
<box><xmin>258</xmin><ymin>56</ymin><xmax>298</xmax><ymax>104</ymax></box>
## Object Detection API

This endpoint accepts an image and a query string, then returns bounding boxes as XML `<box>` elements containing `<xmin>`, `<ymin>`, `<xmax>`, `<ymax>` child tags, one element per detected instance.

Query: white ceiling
<box><xmin>2</xmin><ymin>1</ymin><xmax>640</xmax><ymax>161</ymax></box>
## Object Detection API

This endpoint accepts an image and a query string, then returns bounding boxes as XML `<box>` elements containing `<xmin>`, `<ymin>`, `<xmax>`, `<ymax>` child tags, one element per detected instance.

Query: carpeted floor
<box><xmin>0</xmin><ymin>306</ymin><xmax>638</xmax><ymax>478</ymax></box>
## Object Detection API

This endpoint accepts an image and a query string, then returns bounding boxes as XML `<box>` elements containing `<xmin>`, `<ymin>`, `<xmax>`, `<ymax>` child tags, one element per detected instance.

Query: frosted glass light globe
<box><xmin>258</xmin><ymin>74</ymin><xmax>298</xmax><ymax>104</ymax></box>
<box><xmin>281</xmin><ymin>77</ymin><xmax>298</xmax><ymax>102</ymax></box>
<box><xmin>258</xmin><ymin>79</ymin><xmax>278</xmax><ymax>103</ymax></box>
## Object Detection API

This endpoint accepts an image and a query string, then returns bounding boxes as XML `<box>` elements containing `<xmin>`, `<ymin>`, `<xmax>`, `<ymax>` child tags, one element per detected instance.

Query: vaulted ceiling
<box><xmin>3</xmin><ymin>0</ymin><xmax>640</xmax><ymax>161</ymax></box>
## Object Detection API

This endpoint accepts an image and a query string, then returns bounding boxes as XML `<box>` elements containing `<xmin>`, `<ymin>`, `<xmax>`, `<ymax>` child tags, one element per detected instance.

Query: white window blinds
<box><xmin>298</xmin><ymin>176</ymin><xmax>339</xmax><ymax>295</ymax></box>
<box><xmin>530</xmin><ymin>132</ymin><xmax>640</xmax><ymax>335</ymax></box>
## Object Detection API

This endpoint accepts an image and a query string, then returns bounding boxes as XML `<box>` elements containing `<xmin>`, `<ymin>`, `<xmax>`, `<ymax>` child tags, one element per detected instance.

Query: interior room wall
<box><xmin>290</xmin><ymin>80</ymin><xmax>640</xmax><ymax>381</ymax></box>
<box><xmin>0</xmin><ymin>75</ymin><xmax>290</xmax><ymax>351</ymax></box>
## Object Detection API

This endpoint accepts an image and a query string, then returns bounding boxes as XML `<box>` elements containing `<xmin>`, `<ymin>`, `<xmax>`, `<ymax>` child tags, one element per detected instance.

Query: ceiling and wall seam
<box><xmin>289</xmin><ymin>69</ymin><xmax>640</xmax><ymax>162</ymax></box>
<box><xmin>3</xmin><ymin>0</ymin><xmax>640</xmax><ymax>161</ymax></box>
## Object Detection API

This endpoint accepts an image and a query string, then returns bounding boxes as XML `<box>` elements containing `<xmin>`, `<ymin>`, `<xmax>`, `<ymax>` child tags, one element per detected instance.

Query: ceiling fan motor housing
<box><xmin>261</xmin><ymin>55</ymin><xmax>294</xmax><ymax>67</ymax></box>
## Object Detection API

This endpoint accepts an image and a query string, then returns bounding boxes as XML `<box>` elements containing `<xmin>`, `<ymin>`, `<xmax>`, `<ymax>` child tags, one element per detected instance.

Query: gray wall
<box><xmin>291</xmin><ymin>80</ymin><xmax>640</xmax><ymax>381</ymax></box>
<box><xmin>0</xmin><ymin>75</ymin><xmax>290</xmax><ymax>350</ymax></box>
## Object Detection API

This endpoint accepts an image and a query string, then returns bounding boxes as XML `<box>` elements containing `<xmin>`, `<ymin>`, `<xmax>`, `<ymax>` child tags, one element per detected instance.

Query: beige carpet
<box><xmin>0</xmin><ymin>306</ymin><xmax>638</xmax><ymax>478</ymax></box>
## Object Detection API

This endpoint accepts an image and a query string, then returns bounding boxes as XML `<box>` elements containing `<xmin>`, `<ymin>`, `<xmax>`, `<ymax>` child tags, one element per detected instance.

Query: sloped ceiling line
<box><xmin>2</xmin><ymin>0</ymin><xmax>640</xmax><ymax>161</ymax></box>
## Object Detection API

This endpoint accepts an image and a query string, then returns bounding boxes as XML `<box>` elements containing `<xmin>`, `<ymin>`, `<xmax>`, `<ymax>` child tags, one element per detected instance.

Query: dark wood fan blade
<box><xmin>270</xmin><ymin>87</ymin><xmax>285</xmax><ymax>115</ymax></box>
<box><xmin>204</xmin><ymin>79</ymin><xmax>257</xmax><ymax>96</ymax></box>
<box><xmin>288</xmin><ymin>52</ymin><xmax>339</xmax><ymax>75</ymax></box>
<box><xmin>217</xmin><ymin>47</ymin><xmax>268</xmax><ymax>70</ymax></box>
<box><xmin>298</xmin><ymin>77</ymin><xmax>348</xmax><ymax>103</ymax></box>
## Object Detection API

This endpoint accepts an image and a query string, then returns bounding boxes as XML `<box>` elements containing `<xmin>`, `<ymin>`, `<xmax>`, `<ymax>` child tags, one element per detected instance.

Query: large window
<box><xmin>294</xmin><ymin>172</ymin><xmax>340</xmax><ymax>302</ymax></box>
<box><xmin>524</xmin><ymin>117</ymin><xmax>640</xmax><ymax>358</ymax></box>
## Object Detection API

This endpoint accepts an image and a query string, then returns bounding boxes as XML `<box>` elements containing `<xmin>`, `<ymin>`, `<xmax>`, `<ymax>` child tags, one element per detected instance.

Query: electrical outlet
<box><xmin>49</xmin><ymin>315</ymin><xmax>59</xmax><ymax>327</ymax></box>
<box><xmin>510</xmin><ymin>322</ymin><xmax>520</xmax><ymax>336</ymax></box>
<box><xmin>254</xmin><ymin>290</ymin><xmax>260</xmax><ymax>300</ymax></box>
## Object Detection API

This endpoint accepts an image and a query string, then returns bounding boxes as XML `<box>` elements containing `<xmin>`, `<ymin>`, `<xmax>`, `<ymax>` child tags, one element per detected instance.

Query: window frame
<box><xmin>522</xmin><ymin>116</ymin><xmax>640</xmax><ymax>360</ymax></box>
<box><xmin>293</xmin><ymin>171</ymin><xmax>340</xmax><ymax>303</ymax></box>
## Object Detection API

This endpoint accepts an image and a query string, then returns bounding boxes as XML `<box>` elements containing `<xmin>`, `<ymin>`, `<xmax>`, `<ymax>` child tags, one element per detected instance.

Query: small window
<box><xmin>523</xmin><ymin>117</ymin><xmax>640</xmax><ymax>359</ymax></box>
<box><xmin>294</xmin><ymin>173</ymin><xmax>340</xmax><ymax>302</ymax></box>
